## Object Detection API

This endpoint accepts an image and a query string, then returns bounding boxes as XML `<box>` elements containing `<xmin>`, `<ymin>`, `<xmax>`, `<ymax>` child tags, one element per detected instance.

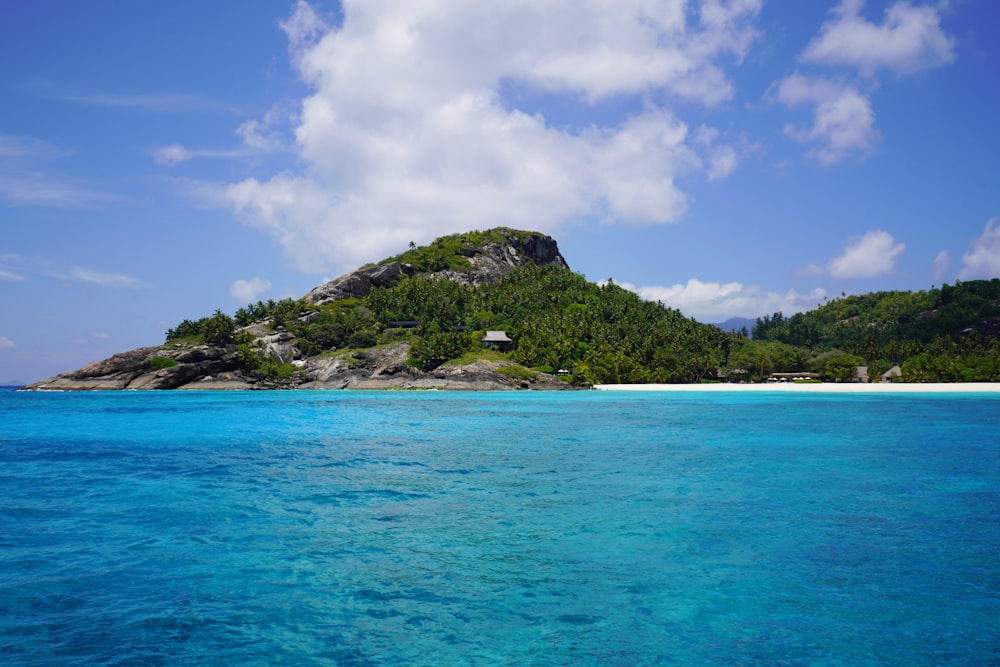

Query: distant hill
<box><xmin>712</xmin><ymin>317</ymin><xmax>755</xmax><ymax>335</ymax></box>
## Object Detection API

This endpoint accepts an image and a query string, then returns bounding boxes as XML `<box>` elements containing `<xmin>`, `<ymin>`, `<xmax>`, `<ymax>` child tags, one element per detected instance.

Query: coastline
<box><xmin>594</xmin><ymin>382</ymin><xmax>1000</xmax><ymax>393</ymax></box>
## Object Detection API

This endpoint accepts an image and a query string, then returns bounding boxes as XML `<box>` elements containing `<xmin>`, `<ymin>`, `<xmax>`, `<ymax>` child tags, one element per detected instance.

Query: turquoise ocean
<box><xmin>1</xmin><ymin>388</ymin><xmax>997</xmax><ymax>665</ymax></box>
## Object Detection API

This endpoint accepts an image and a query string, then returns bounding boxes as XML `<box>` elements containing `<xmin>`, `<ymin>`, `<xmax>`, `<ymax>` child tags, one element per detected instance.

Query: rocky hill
<box><xmin>26</xmin><ymin>228</ymin><xmax>578</xmax><ymax>391</ymax></box>
<box><xmin>304</xmin><ymin>228</ymin><xmax>567</xmax><ymax>305</ymax></box>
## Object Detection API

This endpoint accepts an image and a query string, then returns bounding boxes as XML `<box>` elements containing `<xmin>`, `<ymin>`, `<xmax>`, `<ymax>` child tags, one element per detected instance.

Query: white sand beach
<box><xmin>594</xmin><ymin>382</ymin><xmax>1000</xmax><ymax>393</ymax></box>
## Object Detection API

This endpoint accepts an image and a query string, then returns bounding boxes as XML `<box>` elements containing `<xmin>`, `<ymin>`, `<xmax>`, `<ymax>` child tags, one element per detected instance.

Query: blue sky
<box><xmin>1</xmin><ymin>0</ymin><xmax>998</xmax><ymax>383</ymax></box>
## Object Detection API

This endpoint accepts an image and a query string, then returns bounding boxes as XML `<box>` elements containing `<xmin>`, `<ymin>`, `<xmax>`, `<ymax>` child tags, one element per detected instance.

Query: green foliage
<box><xmin>234</xmin><ymin>343</ymin><xmax>262</xmax><ymax>367</ymax></box>
<box><xmin>368</xmin><ymin>264</ymin><xmax>728</xmax><ymax>384</ymax></box>
<box><xmin>725</xmin><ymin>338</ymin><xmax>805</xmax><ymax>382</ymax></box>
<box><xmin>201</xmin><ymin>310</ymin><xmax>237</xmax><ymax>345</ymax></box>
<box><xmin>234</xmin><ymin>298</ymin><xmax>307</xmax><ymax>328</ymax></box>
<box><xmin>256</xmin><ymin>358</ymin><xmax>298</xmax><ymax>381</ymax></box>
<box><xmin>286</xmin><ymin>300</ymin><xmax>377</xmax><ymax>352</ymax></box>
<box><xmin>166</xmin><ymin>309</ymin><xmax>236</xmax><ymax>345</ymax></box>
<box><xmin>409</xmin><ymin>332</ymin><xmax>474</xmax><ymax>371</ymax></box>
<box><xmin>384</xmin><ymin>228</ymin><xmax>532</xmax><ymax>272</ymax></box>
<box><xmin>825</xmin><ymin>353</ymin><xmax>864</xmax><ymax>382</ymax></box>
<box><xmin>751</xmin><ymin>312</ymin><xmax>787</xmax><ymax>340</ymax></box>
<box><xmin>901</xmin><ymin>334</ymin><xmax>1000</xmax><ymax>382</ymax></box>
<box><xmin>742</xmin><ymin>279</ymin><xmax>1000</xmax><ymax>382</ymax></box>
<box><xmin>497</xmin><ymin>365</ymin><xmax>537</xmax><ymax>380</ymax></box>
<box><xmin>149</xmin><ymin>356</ymin><xmax>177</xmax><ymax>370</ymax></box>
<box><xmin>755</xmin><ymin>280</ymin><xmax>1000</xmax><ymax>352</ymax></box>
<box><xmin>165</xmin><ymin>318</ymin><xmax>202</xmax><ymax>341</ymax></box>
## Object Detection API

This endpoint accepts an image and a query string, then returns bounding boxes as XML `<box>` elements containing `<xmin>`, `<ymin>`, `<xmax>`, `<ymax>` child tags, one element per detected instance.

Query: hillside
<box><xmin>747</xmin><ymin>279</ymin><xmax>1000</xmax><ymax>382</ymax></box>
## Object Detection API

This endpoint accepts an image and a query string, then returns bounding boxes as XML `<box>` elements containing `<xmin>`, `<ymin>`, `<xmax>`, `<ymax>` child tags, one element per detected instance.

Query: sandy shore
<box><xmin>594</xmin><ymin>382</ymin><xmax>1000</xmax><ymax>393</ymax></box>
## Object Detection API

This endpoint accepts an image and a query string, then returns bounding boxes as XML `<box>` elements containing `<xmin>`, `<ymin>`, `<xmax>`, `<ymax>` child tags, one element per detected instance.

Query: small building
<box><xmin>881</xmin><ymin>365</ymin><xmax>902</xmax><ymax>382</ymax></box>
<box><xmin>481</xmin><ymin>330</ymin><xmax>514</xmax><ymax>352</ymax></box>
<box><xmin>852</xmin><ymin>366</ymin><xmax>870</xmax><ymax>383</ymax></box>
<box><xmin>387</xmin><ymin>320</ymin><xmax>420</xmax><ymax>329</ymax></box>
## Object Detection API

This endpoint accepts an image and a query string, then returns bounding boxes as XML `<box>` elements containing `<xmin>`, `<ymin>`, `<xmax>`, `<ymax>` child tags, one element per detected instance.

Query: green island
<box><xmin>25</xmin><ymin>228</ymin><xmax>1000</xmax><ymax>390</ymax></box>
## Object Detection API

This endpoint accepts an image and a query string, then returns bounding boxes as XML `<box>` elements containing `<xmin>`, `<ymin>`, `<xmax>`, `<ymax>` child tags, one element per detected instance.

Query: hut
<box><xmin>481</xmin><ymin>330</ymin><xmax>514</xmax><ymax>352</ymax></box>
<box><xmin>880</xmin><ymin>365</ymin><xmax>902</xmax><ymax>382</ymax></box>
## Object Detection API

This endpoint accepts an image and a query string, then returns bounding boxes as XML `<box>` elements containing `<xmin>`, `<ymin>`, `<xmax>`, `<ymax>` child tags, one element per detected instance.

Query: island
<box><xmin>25</xmin><ymin>228</ymin><xmax>1000</xmax><ymax>390</ymax></box>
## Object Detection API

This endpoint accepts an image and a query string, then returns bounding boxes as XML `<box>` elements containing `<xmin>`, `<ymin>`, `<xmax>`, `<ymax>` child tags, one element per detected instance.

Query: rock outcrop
<box><xmin>305</xmin><ymin>262</ymin><xmax>417</xmax><ymax>306</ymax></box>
<box><xmin>304</xmin><ymin>229</ymin><xmax>567</xmax><ymax>305</ymax></box>
<box><xmin>437</xmin><ymin>231</ymin><xmax>568</xmax><ymax>287</ymax></box>
<box><xmin>25</xmin><ymin>341</ymin><xmax>574</xmax><ymax>391</ymax></box>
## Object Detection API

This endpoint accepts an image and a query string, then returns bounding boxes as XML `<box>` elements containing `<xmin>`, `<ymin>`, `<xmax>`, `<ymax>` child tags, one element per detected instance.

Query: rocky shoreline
<box><xmin>23</xmin><ymin>341</ymin><xmax>579</xmax><ymax>391</ymax></box>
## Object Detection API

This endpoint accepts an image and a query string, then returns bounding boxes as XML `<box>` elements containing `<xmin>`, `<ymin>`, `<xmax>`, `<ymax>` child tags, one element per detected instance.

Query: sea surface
<box><xmin>1</xmin><ymin>388</ymin><xmax>997</xmax><ymax>666</ymax></box>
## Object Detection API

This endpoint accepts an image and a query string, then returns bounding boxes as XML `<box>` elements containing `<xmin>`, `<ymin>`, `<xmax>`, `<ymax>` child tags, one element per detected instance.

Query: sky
<box><xmin>1</xmin><ymin>0</ymin><xmax>998</xmax><ymax>383</ymax></box>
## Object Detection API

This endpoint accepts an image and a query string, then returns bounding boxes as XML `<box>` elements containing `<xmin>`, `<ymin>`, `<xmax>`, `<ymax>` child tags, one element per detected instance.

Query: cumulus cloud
<box><xmin>771</xmin><ymin>1</ymin><xmax>953</xmax><ymax>164</ymax></box>
<box><xmin>207</xmin><ymin>0</ymin><xmax>759</xmax><ymax>273</ymax></box>
<box><xmin>230</xmin><ymin>276</ymin><xmax>272</xmax><ymax>304</ymax></box>
<box><xmin>0</xmin><ymin>336</ymin><xmax>14</xmax><ymax>349</ymax></box>
<box><xmin>617</xmin><ymin>277</ymin><xmax>827</xmax><ymax>321</ymax></box>
<box><xmin>828</xmin><ymin>229</ymin><xmax>905</xmax><ymax>279</ymax></box>
<box><xmin>802</xmin><ymin>0</ymin><xmax>955</xmax><ymax>76</ymax></box>
<box><xmin>773</xmin><ymin>73</ymin><xmax>877</xmax><ymax>164</ymax></box>
<box><xmin>957</xmin><ymin>217</ymin><xmax>1000</xmax><ymax>280</ymax></box>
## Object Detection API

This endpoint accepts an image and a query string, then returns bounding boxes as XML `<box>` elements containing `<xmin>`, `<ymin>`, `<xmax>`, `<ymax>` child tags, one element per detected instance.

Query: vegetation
<box><xmin>163</xmin><ymin>230</ymin><xmax>999</xmax><ymax>385</ymax></box>
<box><xmin>383</xmin><ymin>228</ymin><xmax>526</xmax><ymax>272</ymax></box>
<box><xmin>166</xmin><ymin>309</ymin><xmax>237</xmax><ymax>345</ymax></box>
<box><xmin>149</xmin><ymin>356</ymin><xmax>177</xmax><ymax>370</ymax></box>
<box><xmin>750</xmin><ymin>279</ymin><xmax>1000</xmax><ymax>382</ymax></box>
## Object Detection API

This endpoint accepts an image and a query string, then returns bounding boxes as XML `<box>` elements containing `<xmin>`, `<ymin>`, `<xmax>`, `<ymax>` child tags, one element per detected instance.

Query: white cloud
<box><xmin>0</xmin><ymin>267</ymin><xmax>25</xmax><ymax>281</ymax></box>
<box><xmin>230</xmin><ymin>276</ymin><xmax>272</xmax><ymax>304</ymax></box>
<box><xmin>280</xmin><ymin>0</ymin><xmax>331</xmax><ymax>64</ymax></box>
<box><xmin>207</xmin><ymin>0</ymin><xmax>759</xmax><ymax>273</ymax></box>
<box><xmin>0</xmin><ymin>336</ymin><xmax>14</xmax><ymax>350</ymax></box>
<box><xmin>932</xmin><ymin>249</ymin><xmax>951</xmax><ymax>283</ymax></box>
<box><xmin>773</xmin><ymin>73</ymin><xmax>877</xmax><ymax>164</ymax></box>
<box><xmin>957</xmin><ymin>217</ymin><xmax>1000</xmax><ymax>280</ymax></box>
<box><xmin>156</xmin><ymin>107</ymin><xmax>293</xmax><ymax>166</ymax></box>
<box><xmin>617</xmin><ymin>277</ymin><xmax>827</xmax><ymax>321</ymax></box>
<box><xmin>153</xmin><ymin>144</ymin><xmax>192</xmax><ymax>165</ymax></box>
<box><xmin>48</xmin><ymin>267</ymin><xmax>148</xmax><ymax>289</ymax></box>
<box><xmin>802</xmin><ymin>0</ymin><xmax>955</xmax><ymax>76</ymax></box>
<box><xmin>152</xmin><ymin>145</ymin><xmax>258</xmax><ymax>166</ymax></box>
<box><xmin>32</xmin><ymin>81</ymin><xmax>233</xmax><ymax>114</ymax></box>
<box><xmin>828</xmin><ymin>229</ymin><xmax>905</xmax><ymax>279</ymax></box>
<box><xmin>0</xmin><ymin>173</ymin><xmax>115</xmax><ymax>207</ymax></box>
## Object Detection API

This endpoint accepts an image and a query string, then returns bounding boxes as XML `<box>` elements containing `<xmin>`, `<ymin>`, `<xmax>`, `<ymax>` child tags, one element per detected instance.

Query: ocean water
<box><xmin>0</xmin><ymin>389</ymin><xmax>997</xmax><ymax>666</ymax></box>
